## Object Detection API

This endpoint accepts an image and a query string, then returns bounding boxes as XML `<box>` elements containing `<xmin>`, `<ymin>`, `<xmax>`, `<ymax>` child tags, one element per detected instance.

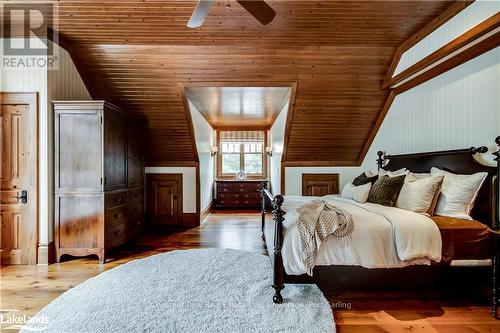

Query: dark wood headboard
<box><xmin>376</xmin><ymin>138</ymin><xmax>500</xmax><ymax>228</ymax></box>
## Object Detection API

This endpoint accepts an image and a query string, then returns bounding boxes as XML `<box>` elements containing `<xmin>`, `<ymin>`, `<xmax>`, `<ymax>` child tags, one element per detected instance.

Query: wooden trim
<box><xmin>282</xmin><ymin>160</ymin><xmax>358</xmax><ymax>167</ymax></box>
<box><xmin>394</xmin><ymin>30</ymin><xmax>500</xmax><ymax>95</ymax></box>
<box><xmin>200</xmin><ymin>200</ymin><xmax>214</xmax><ymax>223</ymax></box>
<box><xmin>180</xmin><ymin>213</ymin><xmax>200</xmax><ymax>227</ymax></box>
<box><xmin>195</xmin><ymin>163</ymin><xmax>200</xmax><ymax>214</ymax></box>
<box><xmin>383</xmin><ymin>1</ymin><xmax>474</xmax><ymax>88</ymax></box>
<box><xmin>357</xmin><ymin>91</ymin><xmax>396</xmax><ymax>164</ymax></box>
<box><xmin>281</xmin><ymin>82</ymin><xmax>298</xmax><ymax>162</ymax></box>
<box><xmin>37</xmin><ymin>241</ymin><xmax>55</xmax><ymax>265</ymax></box>
<box><xmin>387</xmin><ymin>12</ymin><xmax>500</xmax><ymax>89</ymax></box>
<box><xmin>0</xmin><ymin>92</ymin><xmax>39</xmax><ymax>265</ymax></box>
<box><xmin>145</xmin><ymin>160</ymin><xmax>199</xmax><ymax>167</ymax></box>
<box><xmin>179</xmin><ymin>86</ymin><xmax>200</xmax><ymax>163</ymax></box>
<box><xmin>280</xmin><ymin>164</ymin><xmax>285</xmax><ymax>195</ymax></box>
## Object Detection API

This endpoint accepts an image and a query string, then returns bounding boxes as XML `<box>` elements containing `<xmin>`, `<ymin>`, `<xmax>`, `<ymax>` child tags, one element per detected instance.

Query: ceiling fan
<box><xmin>187</xmin><ymin>0</ymin><xmax>276</xmax><ymax>28</ymax></box>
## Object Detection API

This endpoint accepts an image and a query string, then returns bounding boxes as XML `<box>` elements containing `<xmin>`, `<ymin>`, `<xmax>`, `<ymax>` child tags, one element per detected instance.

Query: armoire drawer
<box><xmin>128</xmin><ymin>187</ymin><xmax>144</xmax><ymax>203</ymax></box>
<box><xmin>105</xmin><ymin>205</ymin><xmax>128</xmax><ymax>230</ymax></box>
<box><xmin>105</xmin><ymin>190</ymin><xmax>128</xmax><ymax>209</ymax></box>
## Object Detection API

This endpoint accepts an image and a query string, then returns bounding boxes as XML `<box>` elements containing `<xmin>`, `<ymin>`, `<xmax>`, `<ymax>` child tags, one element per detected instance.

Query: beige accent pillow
<box><xmin>379</xmin><ymin>168</ymin><xmax>407</xmax><ymax>177</ymax></box>
<box><xmin>430</xmin><ymin>167</ymin><xmax>488</xmax><ymax>220</ymax></box>
<box><xmin>396</xmin><ymin>174</ymin><xmax>444</xmax><ymax>215</ymax></box>
<box><xmin>341</xmin><ymin>182</ymin><xmax>372</xmax><ymax>203</ymax></box>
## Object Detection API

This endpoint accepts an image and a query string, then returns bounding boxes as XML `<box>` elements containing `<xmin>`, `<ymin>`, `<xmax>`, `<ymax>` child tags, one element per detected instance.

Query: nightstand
<box><xmin>490</xmin><ymin>228</ymin><xmax>500</xmax><ymax>319</ymax></box>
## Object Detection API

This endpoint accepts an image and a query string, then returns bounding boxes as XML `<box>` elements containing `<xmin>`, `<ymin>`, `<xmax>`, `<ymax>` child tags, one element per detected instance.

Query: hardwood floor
<box><xmin>2</xmin><ymin>212</ymin><xmax>499</xmax><ymax>332</ymax></box>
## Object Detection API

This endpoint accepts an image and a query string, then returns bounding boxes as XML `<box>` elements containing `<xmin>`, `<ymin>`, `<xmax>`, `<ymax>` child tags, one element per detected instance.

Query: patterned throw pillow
<box><xmin>367</xmin><ymin>175</ymin><xmax>406</xmax><ymax>206</ymax></box>
<box><xmin>352</xmin><ymin>172</ymin><xmax>378</xmax><ymax>186</ymax></box>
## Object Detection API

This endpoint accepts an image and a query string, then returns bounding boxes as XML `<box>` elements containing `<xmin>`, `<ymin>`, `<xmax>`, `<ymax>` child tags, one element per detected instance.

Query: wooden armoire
<box><xmin>53</xmin><ymin>101</ymin><xmax>145</xmax><ymax>263</ymax></box>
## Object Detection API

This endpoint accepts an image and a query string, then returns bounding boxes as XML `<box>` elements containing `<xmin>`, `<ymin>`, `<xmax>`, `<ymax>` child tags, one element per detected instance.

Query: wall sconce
<box><xmin>265</xmin><ymin>146</ymin><xmax>273</xmax><ymax>157</ymax></box>
<box><xmin>210</xmin><ymin>146</ymin><xmax>219</xmax><ymax>157</ymax></box>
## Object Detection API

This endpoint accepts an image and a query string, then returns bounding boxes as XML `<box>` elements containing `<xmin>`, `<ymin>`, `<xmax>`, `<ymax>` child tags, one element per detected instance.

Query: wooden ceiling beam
<box><xmin>382</xmin><ymin>0</ymin><xmax>475</xmax><ymax>89</ymax></box>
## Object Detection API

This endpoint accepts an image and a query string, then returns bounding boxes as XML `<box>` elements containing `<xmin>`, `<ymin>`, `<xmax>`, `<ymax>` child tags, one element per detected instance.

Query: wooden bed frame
<box><xmin>261</xmin><ymin>137</ymin><xmax>500</xmax><ymax>314</ymax></box>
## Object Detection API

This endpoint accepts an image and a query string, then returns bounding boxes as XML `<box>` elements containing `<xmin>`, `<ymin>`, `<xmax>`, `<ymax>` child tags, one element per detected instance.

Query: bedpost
<box><xmin>377</xmin><ymin>151</ymin><xmax>384</xmax><ymax>171</ymax></box>
<box><xmin>272</xmin><ymin>194</ymin><xmax>285</xmax><ymax>304</ymax></box>
<box><xmin>493</xmin><ymin>137</ymin><xmax>500</xmax><ymax>230</ymax></box>
<box><xmin>260</xmin><ymin>182</ymin><xmax>267</xmax><ymax>240</ymax></box>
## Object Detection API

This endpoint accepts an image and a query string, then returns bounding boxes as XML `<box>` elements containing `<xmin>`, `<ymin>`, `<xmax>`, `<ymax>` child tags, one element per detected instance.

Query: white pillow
<box><xmin>396</xmin><ymin>174</ymin><xmax>444</xmax><ymax>215</ymax></box>
<box><xmin>379</xmin><ymin>168</ymin><xmax>408</xmax><ymax>177</ymax></box>
<box><xmin>430</xmin><ymin>167</ymin><xmax>488</xmax><ymax>220</ymax></box>
<box><xmin>341</xmin><ymin>182</ymin><xmax>372</xmax><ymax>203</ymax></box>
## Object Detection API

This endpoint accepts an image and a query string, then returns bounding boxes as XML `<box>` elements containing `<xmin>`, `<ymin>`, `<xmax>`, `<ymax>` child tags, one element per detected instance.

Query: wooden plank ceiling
<box><xmin>186</xmin><ymin>86</ymin><xmax>291</xmax><ymax>129</ymax></box>
<box><xmin>54</xmin><ymin>0</ymin><xmax>453</xmax><ymax>165</ymax></box>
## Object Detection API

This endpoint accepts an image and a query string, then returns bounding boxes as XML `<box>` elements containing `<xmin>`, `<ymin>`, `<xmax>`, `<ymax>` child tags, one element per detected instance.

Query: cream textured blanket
<box><xmin>297</xmin><ymin>199</ymin><xmax>354</xmax><ymax>275</ymax></box>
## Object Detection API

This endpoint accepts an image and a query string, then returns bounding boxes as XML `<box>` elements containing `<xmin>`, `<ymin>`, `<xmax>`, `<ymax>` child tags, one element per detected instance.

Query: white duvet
<box><xmin>264</xmin><ymin>195</ymin><xmax>442</xmax><ymax>275</ymax></box>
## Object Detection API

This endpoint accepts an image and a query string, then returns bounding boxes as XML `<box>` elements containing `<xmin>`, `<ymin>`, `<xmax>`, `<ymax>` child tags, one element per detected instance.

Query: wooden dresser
<box><xmin>53</xmin><ymin>101</ymin><xmax>145</xmax><ymax>263</ymax></box>
<box><xmin>215</xmin><ymin>180</ymin><xmax>267</xmax><ymax>208</ymax></box>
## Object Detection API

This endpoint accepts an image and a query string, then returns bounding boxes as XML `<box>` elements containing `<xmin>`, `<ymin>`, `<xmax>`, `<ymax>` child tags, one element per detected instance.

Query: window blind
<box><xmin>219</xmin><ymin>131</ymin><xmax>264</xmax><ymax>143</ymax></box>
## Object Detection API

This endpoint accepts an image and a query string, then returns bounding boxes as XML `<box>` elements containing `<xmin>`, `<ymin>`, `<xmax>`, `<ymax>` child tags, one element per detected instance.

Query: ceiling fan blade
<box><xmin>236</xmin><ymin>0</ymin><xmax>276</xmax><ymax>25</ymax></box>
<box><xmin>187</xmin><ymin>0</ymin><xmax>214</xmax><ymax>28</ymax></box>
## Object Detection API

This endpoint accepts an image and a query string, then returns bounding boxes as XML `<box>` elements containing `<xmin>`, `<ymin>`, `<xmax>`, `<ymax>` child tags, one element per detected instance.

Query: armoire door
<box><xmin>104</xmin><ymin>109</ymin><xmax>127</xmax><ymax>190</ymax></box>
<box><xmin>146</xmin><ymin>174</ymin><xmax>182</xmax><ymax>225</ymax></box>
<box><xmin>0</xmin><ymin>93</ymin><xmax>38</xmax><ymax>265</ymax></box>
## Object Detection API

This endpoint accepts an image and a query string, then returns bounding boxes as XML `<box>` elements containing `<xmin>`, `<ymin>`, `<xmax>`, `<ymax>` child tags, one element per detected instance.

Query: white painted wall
<box><xmin>268</xmin><ymin>101</ymin><xmax>288</xmax><ymax>194</ymax></box>
<box><xmin>284</xmin><ymin>49</ymin><xmax>500</xmax><ymax>195</ymax></box>
<box><xmin>189</xmin><ymin>101</ymin><xmax>215</xmax><ymax>211</ymax></box>
<box><xmin>395</xmin><ymin>0</ymin><xmax>499</xmax><ymax>75</ymax></box>
<box><xmin>1</xmin><ymin>41</ymin><xmax>91</xmax><ymax>245</ymax></box>
<box><xmin>144</xmin><ymin>167</ymin><xmax>197</xmax><ymax>213</ymax></box>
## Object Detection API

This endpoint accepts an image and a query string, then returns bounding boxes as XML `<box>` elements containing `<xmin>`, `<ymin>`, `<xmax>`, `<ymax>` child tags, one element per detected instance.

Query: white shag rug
<box><xmin>23</xmin><ymin>249</ymin><xmax>335</xmax><ymax>333</ymax></box>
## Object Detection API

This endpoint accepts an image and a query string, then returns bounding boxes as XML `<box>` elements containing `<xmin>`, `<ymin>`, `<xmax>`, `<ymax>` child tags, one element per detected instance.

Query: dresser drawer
<box><xmin>128</xmin><ymin>187</ymin><xmax>144</xmax><ymax>203</ymax></box>
<box><xmin>105</xmin><ymin>190</ymin><xmax>128</xmax><ymax>209</ymax></box>
<box><xmin>105</xmin><ymin>205</ymin><xmax>128</xmax><ymax>230</ymax></box>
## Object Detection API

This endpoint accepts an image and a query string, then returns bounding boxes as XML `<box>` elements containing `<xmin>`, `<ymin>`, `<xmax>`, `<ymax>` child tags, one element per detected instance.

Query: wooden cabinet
<box><xmin>146</xmin><ymin>174</ymin><xmax>182</xmax><ymax>226</ymax></box>
<box><xmin>54</xmin><ymin>101</ymin><xmax>145</xmax><ymax>263</ymax></box>
<box><xmin>302</xmin><ymin>174</ymin><xmax>339</xmax><ymax>196</ymax></box>
<box><xmin>216</xmin><ymin>180</ymin><xmax>266</xmax><ymax>208</ymax></box>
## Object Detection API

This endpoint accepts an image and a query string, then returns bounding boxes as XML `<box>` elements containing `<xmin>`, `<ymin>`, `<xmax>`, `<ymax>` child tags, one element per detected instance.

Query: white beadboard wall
<box><xmin>284</xmin><ymin>47</ymin><xmax>499</xmax><ymax>196</ymax></box>
<box><xmin>189</xmin><ymin>101</ymin><xmax>215</xmax><ymax>212</ymax></box>
<box><xmin>1</xmin><ymin>40</ymin><xmax>91</xmax><ymax>245</ymax></box>
<box><xmin>395</xmin><ymin>0</ymin><xmax>499</xmax><ymax>75</ymax></box>
<box><xmin>268</xmin><ymin>101</ymin><xmax>288</xmax><ymax>194</ymax></box>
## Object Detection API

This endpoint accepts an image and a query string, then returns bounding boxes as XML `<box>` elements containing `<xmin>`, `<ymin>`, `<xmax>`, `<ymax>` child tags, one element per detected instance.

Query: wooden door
<box><xmin>146</xmin><ymin>174</ymin><xmax>182</xmax><ymax>225</ymax></box>
<box><xmin>104</xmin><ymin>109</ymin><xmax>127</xmax><ymax>190</ymax></box>
<box><xmin>302</xmin><ymin>174</ymin><xmax>339</xmax><ymax>196</ymax></box>
<box><xmin>0</xmin><ymin>93</ymin><xmax>38</xmax><ymax>265</ymax></box>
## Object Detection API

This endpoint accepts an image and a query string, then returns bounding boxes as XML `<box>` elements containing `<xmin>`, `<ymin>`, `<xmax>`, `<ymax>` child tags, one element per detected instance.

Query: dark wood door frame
<box><xmin>0</xmin><ymin>92</ymin><xmax>38</xmax><ymax>265</ymax></box>
<box><xmin>146</xmin><ymin>173</ymin><xmax>183</xmax><ymax>226</ymax></box>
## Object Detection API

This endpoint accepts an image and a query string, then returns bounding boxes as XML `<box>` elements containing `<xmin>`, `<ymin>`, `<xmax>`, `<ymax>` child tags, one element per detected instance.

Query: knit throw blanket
<box><xmin>297</xmin><ymin>199</ymin><xmax>354</xmax><ymax>275</ymax></box>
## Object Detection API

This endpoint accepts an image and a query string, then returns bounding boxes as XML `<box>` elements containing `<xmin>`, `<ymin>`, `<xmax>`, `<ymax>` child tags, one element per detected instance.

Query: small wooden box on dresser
<box><xmin>215</xmin><ymin>180</ymin><xmax>267</xmax><ymax>208</ymax></box>
<box><xmin>53</xmin><ymin>101</ymin><xmax>145</xmax><ymax>263</ymax></box>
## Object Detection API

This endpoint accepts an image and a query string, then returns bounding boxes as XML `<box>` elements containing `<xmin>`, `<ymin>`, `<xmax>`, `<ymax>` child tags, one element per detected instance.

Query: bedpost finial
<box><xmin>472</xmin><ymin>146</ymin><xmax>488</xmax><ymax>154</ymax></box>
<box><xmin>261</xmin><ymin>182</ymin><xmax>267</xmax><ymax>190</ymax></box>
<box><xmin>496</xmin><ymin>136</ymin><xmax>500</xmax><ymax>146</ymax></box>
<box><xmin>377</xmin><ymin>151</ymin><xmax>384</xmax><ymax>157</ymax></box>
<box><xmin>274</xmin><ymin>195</ymin><xmax>284</xmax><ymax>206</ymax></box>
<box><xmin>376</xmin><ymin>151</ymin><xmax>384</xmax><ymax>170</ymax></box>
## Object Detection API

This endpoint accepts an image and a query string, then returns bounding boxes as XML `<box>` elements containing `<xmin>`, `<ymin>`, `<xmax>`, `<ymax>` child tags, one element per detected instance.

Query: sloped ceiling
<box><xmin>53</xmin><ymin>0</ymin><xmax>453</xmax><ymax>165</ymax></box>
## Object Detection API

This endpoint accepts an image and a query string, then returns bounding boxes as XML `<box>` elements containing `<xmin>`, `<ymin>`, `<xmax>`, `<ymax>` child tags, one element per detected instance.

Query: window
<box><xmin>219</xmin><ymin>131</ymin><xmax>265</xmax><ymax>177</ymax></box>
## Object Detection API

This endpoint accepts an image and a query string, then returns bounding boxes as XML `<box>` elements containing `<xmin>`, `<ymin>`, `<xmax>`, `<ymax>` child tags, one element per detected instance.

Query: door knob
<box><xmin>17</xmin><ymin>190</ymin><xmax>28</xmax><ymax>204</ymax></box>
